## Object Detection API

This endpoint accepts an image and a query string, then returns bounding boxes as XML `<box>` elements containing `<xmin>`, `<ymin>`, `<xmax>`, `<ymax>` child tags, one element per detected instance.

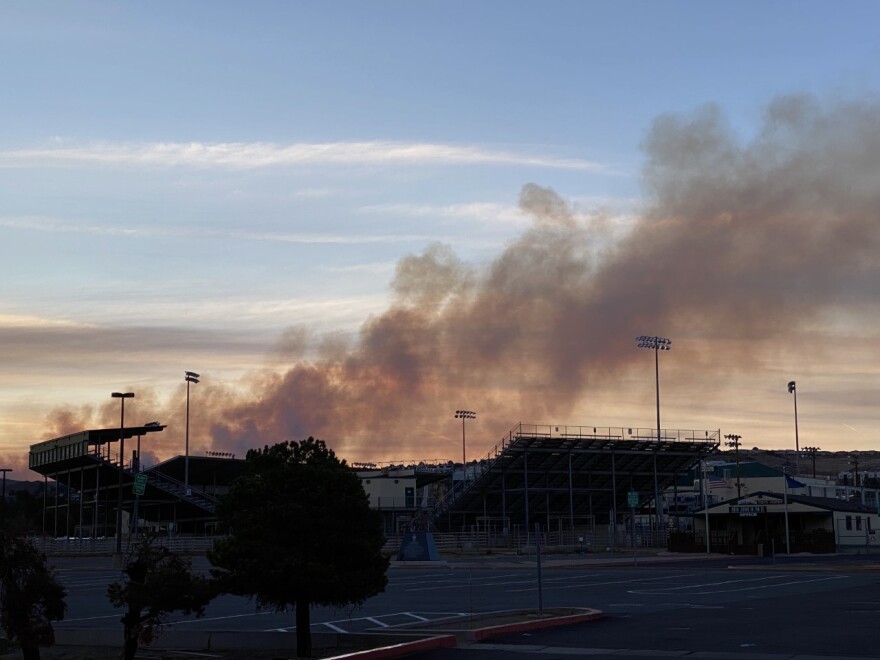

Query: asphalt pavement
<box><xmin>48</xmin><ymin>550</ymin><xmax>880</xmax><ymax>658</ymax></box>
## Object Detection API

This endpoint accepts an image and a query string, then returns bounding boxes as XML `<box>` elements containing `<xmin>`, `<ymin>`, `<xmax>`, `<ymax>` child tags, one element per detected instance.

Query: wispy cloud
<box><xmin>0</xmin><ymin>314</ymin><xmax>91</xmax><ymax>329</ymax></box>
<box><xmin>0</xmin><ymin>215</ymin><xmax>439</xmax><ymax>245</ymax></box>
<box><xmin>359</xmin><ymin>202</ymin><xmax>529</xmax><ymax>226</ymax></box>
<box><xmin>0</xmin><ymin>140</ymin><xmax>604</xmax><ymax>171</ymax></box>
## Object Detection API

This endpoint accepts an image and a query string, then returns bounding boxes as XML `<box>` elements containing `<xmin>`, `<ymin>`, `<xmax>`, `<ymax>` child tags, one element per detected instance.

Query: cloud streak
<box><xmin>0</xmin><ymin>140</ymin><xmax>603</xmax><ymax>171</ymax></box>
<box><xmin>0</xmin><ymin>215</ymin><xmax>442</xmax><ymax>246</ymax></box>
<box><xmin>358</xmin><ymin>202</ymin><xmax>529</xmax><ymax>226</ymax></box>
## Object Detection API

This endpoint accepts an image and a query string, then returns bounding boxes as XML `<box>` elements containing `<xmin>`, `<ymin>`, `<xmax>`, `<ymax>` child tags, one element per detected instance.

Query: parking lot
<box><xmin>49</xmin><ymin>553</ymin><xmax>880</xmax><ymax>658</ymax></box>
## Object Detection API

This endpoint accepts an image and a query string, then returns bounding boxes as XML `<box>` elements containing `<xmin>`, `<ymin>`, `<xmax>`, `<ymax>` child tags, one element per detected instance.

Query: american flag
<box><xmin>708</xmin><ymin>476</ymin><xmax>728</xmax><ymax>490</ymax></box>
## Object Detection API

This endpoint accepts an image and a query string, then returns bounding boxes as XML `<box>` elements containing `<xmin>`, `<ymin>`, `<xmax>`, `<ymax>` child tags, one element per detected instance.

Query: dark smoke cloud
<box><xmin>47</xmin><ymin>94</ymin><xmax>880</xmax><ymax>462</ymax></box>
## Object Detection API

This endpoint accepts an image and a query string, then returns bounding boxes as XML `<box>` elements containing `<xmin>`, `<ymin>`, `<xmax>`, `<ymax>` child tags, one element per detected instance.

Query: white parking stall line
<box><xmin>170</xmin><ymin>611</ymin><xmax>276</xmax><ymax>627</ymax></box>
<box><xmin>403</xmin><ymin>572</ymin><xmax>606</xmax><ymax>593</ymax></box>
<box><xmin>304</xmin><ymin>611</ymin><xmax>472</xmax><ymax>634</ymax></box>
<box><xmin>58</xmin><ymin>614</ymin><xmax>119</xmax><ymax>623</ymax></box>
<box><xmin>392</xmin><ymin>573</ymin><xmax>521</xmax><ymax>587</ymax></box>
<box><xmin>629</xmin><ymin>574</ymin><xmax>789</xmax><ymax>594</ymax></box>
<box><xmin>320</xmin><ymin>622</ymin><xmax>347</xmax><ymax>633</ymax></box>
<box><xmin>629</xmin><ymin>574</ymin><xmax>849</xmax><ymax>596</ymax></box>
<box><xmin>506</xmin><ymin>572</ymin><xmax>697</xmax><ymax>593</ymax></box>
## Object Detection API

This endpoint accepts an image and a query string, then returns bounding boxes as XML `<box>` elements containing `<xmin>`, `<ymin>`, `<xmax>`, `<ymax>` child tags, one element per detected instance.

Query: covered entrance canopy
<box><xmin>689</xmin><ymin>491</ymin><xmax>880</xmax><ymax>554</ymax></box>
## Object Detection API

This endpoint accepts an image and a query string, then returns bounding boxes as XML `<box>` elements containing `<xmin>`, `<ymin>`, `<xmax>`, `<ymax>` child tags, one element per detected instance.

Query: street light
<box><xmin>111</xmin><ymin>391</ymin><xmax>134</xmax><ymax>554</ymax></box>
<box><xmin>636</xmin><ymin>336</ymin><xmax>671</xmax><ymax>443</ymax></box>
<box><xmin>787</xmin><ymin>381</ymin><xmax>800</xmax><ymax>475</ymax></box>
<box><xmin>184</xmin><ymin>371</ymin><xmax>200</xmax><ymax>496</ymax></box>
<box><xmin>724</xmin><ymin>434</ymin><xmax>742</xmax><ymax>497</ymax></box>
<box><xmin>454</xmin><ymin>410</ymin><xmax>476</xmax><ymax>476</ymax></box>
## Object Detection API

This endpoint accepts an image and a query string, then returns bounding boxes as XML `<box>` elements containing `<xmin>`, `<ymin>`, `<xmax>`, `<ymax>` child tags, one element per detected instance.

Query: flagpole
<box><xmin>783</xmin><ymin>471</ymin><xmax>791</xmax><ymax>555</ymax></box>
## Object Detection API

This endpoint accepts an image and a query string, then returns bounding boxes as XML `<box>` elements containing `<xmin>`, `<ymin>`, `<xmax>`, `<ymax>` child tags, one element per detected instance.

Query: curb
<box><xmin>466</xmin><ymin>609</ymin><xmax>604</xmax><ymax>642</ymax></box>
<box><xmin>324</xmin><ymin>607</ymin><xmax>604</xmax><ymax>658</ymax></box>
<box><xmin>325</xmin><ymin>635</ymin><xmax>457</xmax><ymax>660</ymax></box>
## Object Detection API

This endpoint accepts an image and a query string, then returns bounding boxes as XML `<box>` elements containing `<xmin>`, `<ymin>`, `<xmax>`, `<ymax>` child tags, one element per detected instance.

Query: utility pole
<box><xmin>724</xmin><ymin>434</ymin><xmax>742</xmax><ymax>498</ymax></box>
<box><xmin>0</xmin><ymin>468</ymin><xmax>10</xmax><ymax>527</ymax></box>
<box><xmin>803</xmin><ymin>446</ymin><xmax>821</xmax><ymax>479</ymax></box>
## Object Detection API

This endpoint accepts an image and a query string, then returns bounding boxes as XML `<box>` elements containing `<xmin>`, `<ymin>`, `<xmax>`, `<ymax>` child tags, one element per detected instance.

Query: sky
<box><xmin>4</xmin><ymin>1</ymin><xmax>880</xmax><ymax>478</ymax></box>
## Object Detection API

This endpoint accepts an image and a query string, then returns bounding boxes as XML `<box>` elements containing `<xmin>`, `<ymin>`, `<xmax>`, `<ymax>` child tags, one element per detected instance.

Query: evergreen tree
<box><xmin>209</xmin><ymin>438</ymin><xmax>389</xmax><ymax>657</ymax></box>
<box><xmin>107</xmin><ymin>536</ymin><xmax>215</xmax><ymax>660</ymax></box>
<box><xmin>0</xmin><ymin>534</ymin><xmax>66</xmax><ymax>660</ymax></box>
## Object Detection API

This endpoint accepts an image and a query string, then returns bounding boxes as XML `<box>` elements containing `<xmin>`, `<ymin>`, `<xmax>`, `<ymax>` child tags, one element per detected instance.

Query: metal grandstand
<box><xmin>29</xmin><ymin>426</ymin><xmax>236</xmax><ymax>537</ymax></box>
<box><xmin>433</xmin><ymin>422</ymin><xmax>719</xmax><ymax>532</ymax></box>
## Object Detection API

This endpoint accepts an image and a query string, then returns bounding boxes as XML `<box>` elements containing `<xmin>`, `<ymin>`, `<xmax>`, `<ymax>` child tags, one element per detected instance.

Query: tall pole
<box><xmin>0</xmin><ymin>468</ymin><xmax>10</xmax><ymax>527</ymax></box>
<box><xmin>637</xmin><ymin>336</ymin><xmax>671</xmax><ymax>529</ymax></box>
<box><xmin>724</xmin><ymin>434</ymin><xmax>742</xmax><ymax>498</ymax></box>
<box><xmin>788</xmin><ymin>381</ymin><xmax>800</xmax><ymax>476</ymax></box>
<box><xmin>111</xmin><ymin>391</ymin><xmax>134</xmax><ymax>555</ymax></box>
<box><xmin>636</xmin><ymin>336</ymin><xmax>671</xmax><ymax>443</ymax></box>
<box><xmin>454</xmin><ymin>410</ymin><xmax>476</xmax><ymax>480</ymax></box>
<box><xmin>783</xmin><ymin>469</ymin><xmax>791</xmax><ymax>554</ymax></box>
<box><xmin>184</xmin><ymin>371</ymin><xmax>200</xmax><ymax>496</ymax></box>
<box><xmin>702</xmin><ymin>461</ymin><xmax>710</xmax><ymax>554</ymax></box>
<box><xmin>654</xmin><ymin>347</ymin><xmax>660</xmax><ymax>441</ymax></box>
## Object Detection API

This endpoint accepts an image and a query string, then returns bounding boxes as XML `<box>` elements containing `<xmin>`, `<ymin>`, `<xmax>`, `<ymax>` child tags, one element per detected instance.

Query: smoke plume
<box><xmin>47</xmin><ymin>95</ymin><xmax>880</xmax><ymax>462</ymax></box>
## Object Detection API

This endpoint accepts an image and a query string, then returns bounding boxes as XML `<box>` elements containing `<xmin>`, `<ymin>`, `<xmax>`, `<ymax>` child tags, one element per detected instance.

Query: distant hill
<box><xmin>713</xmin><ymin>448</ymin><xmax>880</xmax><ymax>481</ymax></box>
<box><xmin>2</xmin><ymin>479</ymin><xmax>50</xmax><ymax>496</ymax></box>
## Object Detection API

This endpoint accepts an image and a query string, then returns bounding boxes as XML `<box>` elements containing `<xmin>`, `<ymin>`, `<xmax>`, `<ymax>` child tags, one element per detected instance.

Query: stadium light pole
<box><xmin>636</xmin><ymin>336</ymin><xmax>671</xmax><ymax>443</ymax></box>
<box><xmin>454</xmin><ymin>410</ymin><xmax>476</xmax><ymax>478</ymax></box>
<box><xmin>184</xmin><ymin>371</ymin><xmax>200</xmax><ymax>496</ymax></box>
<box><xmin>724</xmin><ymin>434</ymin><xmax>742</xmax><ymax>498</ymax></box>
<box><xmin>787</xmin><ymin>381</ymin><xmax>800</xmax><ymax>476</ymax></box>
<box><xmin>112</xmin><ymin>391</ymin><xmax>134</xmax><ymax>555</ymax></box>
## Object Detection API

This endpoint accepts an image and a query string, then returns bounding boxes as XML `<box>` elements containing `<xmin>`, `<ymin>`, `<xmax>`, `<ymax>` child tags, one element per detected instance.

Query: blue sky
<box><xmin>3</xmin><ymin>1</ymin><xmax>880</xmax><ymax>475</ymax></box>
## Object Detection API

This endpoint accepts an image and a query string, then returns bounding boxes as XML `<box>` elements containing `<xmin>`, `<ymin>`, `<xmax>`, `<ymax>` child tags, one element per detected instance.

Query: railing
<box><xmin>30</xmin><ymin>526</ymin><xmax>674</xmax><ymax>557</ymax></box>
<box><xmin>145</xmin><ymin>471</ymin><xmax>217</xmax><ymax>512</ymax></box>
<box><xmin>371</xmin><ymin>496</ymin><xmax>438</xmax><ymax>510</ymax></box>
<box><xmin>384</xmin><ymin>525</ymin><xmax>670</xmax><ymax>555</ymax></box>
<box><xmin>88</xmin><ymin>449</ymin><xmax>217</xmax><ymax>513</ymax></box>
<box><xmin>507</xmin><ymin>422</ymin><xmax>720</xmax><ymax>444</ymax></box>
<box><xmin>28</xmin><ymin>535</ymin><xmax>220</xmax><ymax>556</ymax></box>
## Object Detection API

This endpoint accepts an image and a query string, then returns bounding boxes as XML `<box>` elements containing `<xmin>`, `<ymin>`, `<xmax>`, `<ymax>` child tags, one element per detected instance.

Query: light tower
<box><xmin>788</xmin><ymin>381</ymin><xmax>800</xmax><ymax>475</ymax></box>
<box><xmin>636</xmin><ymin>336</ymin><xmax>671</xmax><ymax>443</ymax></box>
<box><xmin>184</xmin><ymin>371</ymin><xmax>200</xmax><ymax>496</ymax></box>
<box><xmin>111</xmin><ymin>391</ymin><xmax>134</xmax><ymax>554</ymax></box>
<box><xmin>454</xmin><ymin>410</ymin><xmax>476</xmax><ymax>477</ymax></box>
